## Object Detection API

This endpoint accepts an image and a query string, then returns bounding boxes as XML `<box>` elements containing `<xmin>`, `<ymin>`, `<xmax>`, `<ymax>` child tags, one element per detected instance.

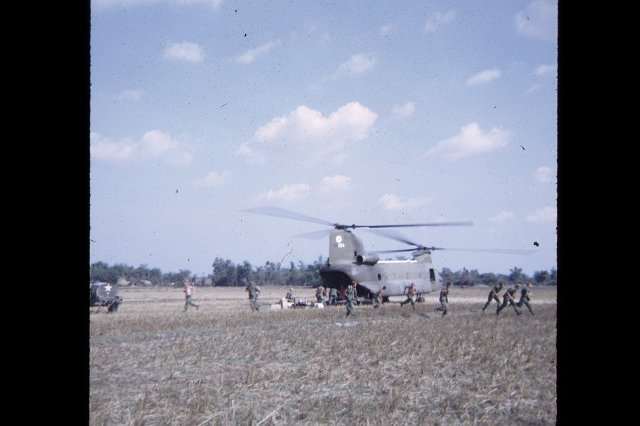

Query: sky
<box><xmin>90</xmin><ymin>0</ymin><xmax>558</xmax><ymax>277</ymax></box>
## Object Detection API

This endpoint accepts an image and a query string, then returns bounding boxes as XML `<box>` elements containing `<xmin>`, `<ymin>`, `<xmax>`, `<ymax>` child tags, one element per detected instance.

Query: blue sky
<box><xmin>90</xmin><ymin>0</ymin><xmax>557</xmax><ymax>277</ymax></box>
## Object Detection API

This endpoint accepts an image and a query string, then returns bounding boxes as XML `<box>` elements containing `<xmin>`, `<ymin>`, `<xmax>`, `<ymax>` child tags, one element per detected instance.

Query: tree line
<box><xmin>90</xmin><ymin>258</ymin><xmax>557</xmax><ymax>287</ymax></box>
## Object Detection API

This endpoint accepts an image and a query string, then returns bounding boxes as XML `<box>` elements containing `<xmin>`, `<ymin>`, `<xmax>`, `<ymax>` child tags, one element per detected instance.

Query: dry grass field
<box><xmin>90</xmin><ymin>285</ymin><xmax>557</xmax><ymax>425</ymax></box>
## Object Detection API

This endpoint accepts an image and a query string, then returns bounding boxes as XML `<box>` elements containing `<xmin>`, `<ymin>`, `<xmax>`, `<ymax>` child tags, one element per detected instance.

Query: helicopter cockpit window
<box><xmin>429</xmin><ymin>269</ymin><xmax>436</xmax><ymax>281</ymax></box>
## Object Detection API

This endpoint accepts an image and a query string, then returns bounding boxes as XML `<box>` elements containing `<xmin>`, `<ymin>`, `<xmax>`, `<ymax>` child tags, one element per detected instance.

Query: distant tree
<box><xmin>90</xmin><ymin>261</ymin><xmax>112</xmax><ymax>283</ymax></box>
<box><xmin>509</xmin><ymin>267</ymin><xmax>525</xmax><ymax>283</ymax></box>
<box><xmin>549</xmin><ymin>268</ymin><xmax>557</xmax><ymax>286</ymax></box>
<box><xmin>149</xmin><ymin>268</ymin><xmax>163</xmax><ymax>284</ymax></box>
<box><xmin>212</xmin><ymin>257</ymin><xmax>237</xmax><ymax>286</ymax></box>
<box><xmin>458</xmin><ymin>268</ymin><xmax>480</xmax><ymax>286</ymax></box>
<box><xmin>285</xmin><ymin>261</ymin><xmax>301</xmax><ymax>287</ymax></box>
<box><xmin>480</xmin><ymin>272</ymin><xmax>498</xmax><ymax>286</ymax></box>
<box><xmin>440</xmin><ymin>267</ymin><xmax>455</xmax><ymax>284</ymax></box>
<box><xmin>237</xmin><ymin>261</ymin><xmax>254</xmax><ymax>285</ymax></box>
<box><xmin>533</xmin><ymin>270</ymin><xmax>549</xmax><ymax>285</ymax></box>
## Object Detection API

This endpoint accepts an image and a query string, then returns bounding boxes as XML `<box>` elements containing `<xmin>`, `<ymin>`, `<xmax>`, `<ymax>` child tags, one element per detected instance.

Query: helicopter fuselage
<box><xmin>319</xmin><ymin>229</ymin><xmax>442</xmax><ymax>298</ymax></box>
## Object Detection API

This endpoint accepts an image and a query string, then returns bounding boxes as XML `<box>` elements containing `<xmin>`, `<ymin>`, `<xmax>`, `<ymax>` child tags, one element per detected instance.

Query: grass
<box><xmin>90</xmin><ymin>286</ymin><xmax>557</xmax><ymax>425</ymax></box>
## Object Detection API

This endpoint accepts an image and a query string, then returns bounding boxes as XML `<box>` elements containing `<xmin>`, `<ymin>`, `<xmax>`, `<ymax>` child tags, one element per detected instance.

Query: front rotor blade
<box><xmin>292</xmin><ymin>229</ymin><xmax>333</xmax><ymax>240</ymax></box>
<box><xmin>365</xmin><ymin>228</ymin><xmax>423</xmax><ymax>248</ymax></box>
<box><xmin>242</xmin><ymin>206</ymin><xmax>335</xmax><ymax>227</ymax></box>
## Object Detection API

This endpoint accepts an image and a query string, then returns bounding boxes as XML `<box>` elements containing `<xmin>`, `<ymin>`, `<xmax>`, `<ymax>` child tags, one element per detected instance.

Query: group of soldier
<box><xmin>482</xmin><ymin>281</ymin><xmax>534</xmax><ymax>316</ymax></box>
<box><xmin>184</xmin><ymin>277</ymin><xmax>534</xmax><ymax>317</ymax></box>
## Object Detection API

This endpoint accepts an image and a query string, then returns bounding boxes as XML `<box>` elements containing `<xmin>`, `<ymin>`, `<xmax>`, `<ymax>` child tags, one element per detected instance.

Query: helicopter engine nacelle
<box><xmin>356</xmin><ymin>254</ymin><xmax>379</xmax><ymax>265</ymax></box>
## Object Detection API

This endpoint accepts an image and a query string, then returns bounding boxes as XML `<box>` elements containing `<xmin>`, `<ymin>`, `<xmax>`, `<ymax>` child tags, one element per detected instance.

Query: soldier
<box><xmin>285</xmin><ymin>287</ymin><xmax>294</xmax><ymax>303</ymax></box>
<box><xmin>345</xmin><ymin>281</ymin><xmax>358</xmax><ymax>317</ymax></box>
<box><xmin>246</xmin><ymin>281</ymin><xmax>261</xmax><ymax>312</ymax></box>
<box><xmin>316</xmin><ymin>284</ymin><xmax>326</xmax><ymax>303</ymax></box>
<box><xmin>400</xmin><ymin>282</ymin><xmax>418</xmax><ymax>310</ymax></box>
<box><xmin>183</xmin><ymin>278</ymin><xmax>199</xmax><ymax>312</ymax></box>
<box><xmin>496</xmin><ymin>283</ymin><xmax>522</xmax><ymax>315</ymax></box>
<box><xmin>434</xmin><ymin>282</ymin><xmax>451</xmax><ymax>316</ymax></box>
<box><xmin>516</xmin><ymin>282</ymin><xmax>534</xmax><ymax>315</ymax></box>
<box><xmin>328</xmin><ymin>287</ymin><xmax>338</xmax><ymax>305</ymax></box>
<box><xmin>482</xmin><ymin>282</ymin><xmax>504</xmax><ymax>313</ymax></box>
<box><xmin>373</xmin><ymin>286</ymin><xmax>387</xmax><ymax>309</ymax></box>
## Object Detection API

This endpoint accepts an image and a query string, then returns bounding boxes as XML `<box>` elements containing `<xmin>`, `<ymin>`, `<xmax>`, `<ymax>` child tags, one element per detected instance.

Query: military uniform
<box><xmin>285</xmin><ymin>288</ymin><xmax>294</xmax><ymax>303</ymax></box>
<box><xmin>373</xmin><ymin>286</ymin><xmax>386</xmax><ymax>309</ymax></box>
<box><xmin>434</xmin><ymin>283</ymin><xmax>451</xmax><ymax>316</ymax></box>
<box><xmin>183</xmin><ymin>281</ymin><xmax>199</xmax><ymax>312</ymax></box>
<box><xmin>496</xmin><ymin>284</ymin><xmax>521</xmax><ymax>315</ymax></box>
<box><xmin>328</xmin><ymin>287</ymin><xmax>338</xmax><ymax>305</ymax></box>
<box><xmin>482</xmin><ymin>283</ymin><xmax>503</xmax><ymax>313</ymax></box>
<box><xmin>516</xmin><ymin>284</ymin><xmax>534</xmax><ymax>315</ymax></box>
<box><xmin>400</xmin><ymin>283</ymin><xmax>417</xmax><ymax>310</ymax></box>
<box><xmin>246</xmin><ymin>282</ymin><xmax>261</xmax><ymax>312</ymax></box>
<box><xmin>345</xmin><ymin>283</ymin><xmax>357</xmax><ymax>317</ymax></box>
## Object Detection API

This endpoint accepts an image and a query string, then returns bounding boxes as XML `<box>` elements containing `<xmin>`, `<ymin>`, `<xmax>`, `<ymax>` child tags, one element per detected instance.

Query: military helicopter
<box><xmin>244</xmin><ymin>207</ymin><xmax>532</xmax><ymax>301</ymax></box>
<box><xmin>89</xmin><ymin>281</ymin><xmax>123</xmax><ymax>312</ymax></box>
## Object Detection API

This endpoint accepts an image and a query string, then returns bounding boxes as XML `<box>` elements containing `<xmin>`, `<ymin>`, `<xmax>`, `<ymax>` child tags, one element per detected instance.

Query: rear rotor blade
<box><xmin>358</xmin><ymin>221</ymin><xmax>473</xmax><ymax>229</ymax></box>
<box><xmin>434</xmin><ymin>247</ymin><xmax>536</xmax><ymax>255</ymax></box>
<box><xmin>370</xmin><ymin>248</ymin><xmax>418</xmax><ymax>254</ymax></box>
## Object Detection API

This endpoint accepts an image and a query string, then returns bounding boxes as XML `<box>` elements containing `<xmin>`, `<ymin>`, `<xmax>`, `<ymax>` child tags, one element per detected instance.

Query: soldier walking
<box><xmin>316</xmin><ymin>284</ymin><xmax>326</xmax><ymax>303</ymax></box>
<box><xmin>246</xmin><ymin>281</ymin><xmax>261</xmax><ymax>312</ymax></box>
<box><xmin>328</xmin><ymin>287</ymin><xmax>338</xmax><ymax>305</ymax></box>
<box><xmin>434</xmin><ymin>282</ymin><xmax>451</xmax><ymax>316</ymax></box>
<box><xmin>373</xmin><ymin>286</ymin><xmax>387</xmax><ymax>309</ymax></box>
<box><xmin>183</xmin><ymin>278</ymin><xmax>199</xmax><ymax>312</ymax></box>
<box><xmin>496</xmin><ymin>283</ymin><xmax>522</xmax><ymax>315</ymax></box>
<box><xmin>516</xmin><ymin>283</ymin><xmax>534</xmax><ymax>315</ymax></box>
<box><xmin>400</xmin><ymin>282</ymin><xmax>417</xmax><ymax>310</ymax></box>
<box><xmin>482</xmin><ymin>282</ymin><xmax>504</xmax><ymax>313</ymax></box>
<box><xmin>345</xmin><ymin>281</ymin><xmax>358</xmax><ymax>318</ymax></box>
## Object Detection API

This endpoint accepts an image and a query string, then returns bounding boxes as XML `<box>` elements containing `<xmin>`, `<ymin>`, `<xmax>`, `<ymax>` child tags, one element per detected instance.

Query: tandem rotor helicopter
<box><xmin>244</xmin><ymin>207</ymin><xmax>534</xmax><ymax>301</ymax></box>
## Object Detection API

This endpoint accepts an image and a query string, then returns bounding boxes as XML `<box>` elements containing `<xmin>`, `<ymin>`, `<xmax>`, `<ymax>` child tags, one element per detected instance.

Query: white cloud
<box><xmin>533</xmin><ymin>64</ymin><xmax>557</xmax><ymax>76</ymax></box>
<box><xmin>236</xmin><ymin>41</ymin><xmax>279</xmax><ymax>64</ymax></box>
<box><xmin>533</xmin><ymin>166</ymin><xmax>554</xmax><ymax>183</ymax></box>
<box><xmin>319</xmin><ymin>175</ymin><xmax>351</xmax><ymax>193</ymax></box>
<box><xmin>392</xmin><ymin>102</ymin><xmax>415</xmax><ymax>119</ymax></box>
<box><xmin>164</xmin><ymin>42</ymin><xmax>204</xmax><ymax>63</ymax></box>
<box><xmin>514</xmin><ymin>1</ymin><xmax>558</xmax><ymax>42</ymax></box>
<box><xmin>237</xmin><ymin>143</ymin><xmax>265</xmax><ymax>164</ymax></box>
<box><xmin>525</xmin><ymin>206</ymin><xmax>557</xmax><ymax>223</ymax></box>
<box><xmin>240</xmin><ymin>102</ymin><xmax>378</xmax><ymax>163</ymax></box>
<box><xmin>488</xmin><ymin>211</ymin><xmax>514</xmax><ymax>224</ymax></box>
<box><xmin>424</xmin><ymin>10</ymin><xmax>456</xmax><ymax>33</ymax></box>
<box><xmin>196</xmin><ymin>170</ymin><xmax>231</xmax><ymax>189</ymax></box>
<box><xmin>466</xmin><ymin>69</ymin><xmax>502</xmax><ymax>86</ymax></box>
<box><xmin>337</xmin><ymin>54</ymin><xmax>376</xmax><ymax>75</ymax></box>
<box><xmin>93</xmin><ymin>0</ymin><xmax>224</xmax><ymax>12</ymax></box>
<box><xmin>257</xmin><ymin>183</ymin><xmax>312</xmax><ymax>203</ymax></box>
<box><xmin>425</xmin><ymin>122</ymin><xmax>510</xmax><ymax>160</ymax></box>
<box><xmin>90</xmin><ymin>132</ymin><xmax>137</xmax><ymax>161</ymax></box>
<box><xmin>90</xmin><ymin>130</ymin><xmax>194</xmax><ymax>165</ymax></box>
<box><xmin>377</xmin><ymin>194</ymin><xmax>430</xmax><ymax>211</ymax></box>
<box><xmin>115</xmin><ymin>89</ymin><xmax>143</xmax><ymax>101</ymax></box>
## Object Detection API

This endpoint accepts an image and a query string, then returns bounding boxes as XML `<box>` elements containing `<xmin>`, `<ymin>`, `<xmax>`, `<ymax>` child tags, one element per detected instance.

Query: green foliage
<box><xmin>90</xmin><ymin>259</ymin><xmax>557</xmax><ymax>287</ymax></box>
